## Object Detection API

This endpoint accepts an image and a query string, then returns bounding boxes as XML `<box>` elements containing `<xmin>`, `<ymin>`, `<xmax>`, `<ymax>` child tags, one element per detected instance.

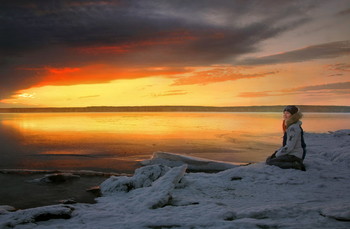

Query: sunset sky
<box><xmin>0</xmin><ymin>0</ymin><xmax>349</xmax><ymax>108</ymax></box>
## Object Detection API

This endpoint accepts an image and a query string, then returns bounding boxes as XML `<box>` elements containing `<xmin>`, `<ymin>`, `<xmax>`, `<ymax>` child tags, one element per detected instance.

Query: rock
<box><xmin>30</xmin><ymin>173</ymin><xmax>80</xmax><ymax>183</ymax></box>
<box><xmin>231</xmin><ymin>176</ymin><xmax>242</xmax><ymax>181</ymax></box>
<box><xmin>86</xmin><ymin>186</ymin><xmax>102</xmax><ymax>197</ymax></box>
<box><xmin>59</xmin><ymin>199</ymin><xmax>77</xmax><ymax>204</ymax></box>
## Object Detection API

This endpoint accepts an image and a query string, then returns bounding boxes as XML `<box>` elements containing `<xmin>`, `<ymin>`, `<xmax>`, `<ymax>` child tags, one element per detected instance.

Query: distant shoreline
<box><xmin>0</xmin><ymin>105</ymin><xmax>349</xmax><ymax>113</ymax></box>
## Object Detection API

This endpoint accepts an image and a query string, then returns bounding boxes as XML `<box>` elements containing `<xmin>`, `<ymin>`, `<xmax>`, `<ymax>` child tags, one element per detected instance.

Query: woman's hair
<box><xmin>282</xmin><ymin>106</ymin><xmax>303</xmax><ymax>132</ymax></box>
<box><xmin>283</xmin><ymin>105</ymin><xmax>299</xmax><ymax>115</ymax></box>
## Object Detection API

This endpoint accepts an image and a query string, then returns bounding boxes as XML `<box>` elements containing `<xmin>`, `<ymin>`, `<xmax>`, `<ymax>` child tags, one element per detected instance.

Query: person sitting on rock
<box><xmin>266</xmin><ymin>105</ymin><xmax>306</xmax><ymax>171</ymax></box>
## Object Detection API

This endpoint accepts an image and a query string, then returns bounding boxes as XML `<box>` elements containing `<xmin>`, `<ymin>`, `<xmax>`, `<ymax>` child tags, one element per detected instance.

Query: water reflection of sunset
<box><xmin>1</xmin><ymin>112</ymin><xmax>281</xmax><ymax>141</ymax></box>
<box><xmin>1</xmin><ymin>112</ymin><xmax>348</xmax><ymax>173</ymax></box>
<box><xmin>5</xmin><ymin>112</ymin><xmax>273</xmax><ymax>129</ymax></box>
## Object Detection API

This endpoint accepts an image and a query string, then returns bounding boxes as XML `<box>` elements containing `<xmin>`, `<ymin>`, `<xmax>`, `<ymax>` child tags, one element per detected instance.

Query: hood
<box><xmin>286</xmin><ymin>111</ymin><xmax>303</xmax><ymax>128</ymax></box>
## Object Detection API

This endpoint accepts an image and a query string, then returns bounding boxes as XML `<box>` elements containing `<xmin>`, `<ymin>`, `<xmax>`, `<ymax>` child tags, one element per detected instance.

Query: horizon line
<box><xmin>1</xmin><ymin>105</ymin><xmax>349</xmax><ymax>113</ymax></box>
<box><xmin>1</xmin><ymin>105</ymin><xmax>350</xmax><ymax>109</ymax></box>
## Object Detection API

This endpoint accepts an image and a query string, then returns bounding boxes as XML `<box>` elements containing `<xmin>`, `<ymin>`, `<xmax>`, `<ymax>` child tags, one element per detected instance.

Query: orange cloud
<box><xmin>47</xmin><ymin>67</ymin><xmax>80</xmax><ymax>74</ymax></box>
<box><xmin>77</xmin><ymin>45</ymin><xmax>130</xmax><ymax>55</ymax></box>
<box><xmin>172</xmin><ymin>67</ymin><xmax>277</xmax><ymax>85</ymax></box>
<box><xmin>239</xmin><ymin>91</ymin><xmax>273</xmax><ymax>98</ymax></box>
<box><xmin>32</xmin><ymin>65</ymin><xmax>191</xmax><ymax>87</ymax></box>
<box><xmin>151</xmin><ymin>90</ymin><xmax>188</xmax><ymax>97</ymax></box>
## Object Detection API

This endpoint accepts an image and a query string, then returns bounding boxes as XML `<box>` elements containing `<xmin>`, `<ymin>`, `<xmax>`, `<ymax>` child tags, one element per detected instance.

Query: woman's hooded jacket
<box><xmin>275</xmin><ymin>111</ymin><xmax>305</xmax><ymax>159</ymax></box>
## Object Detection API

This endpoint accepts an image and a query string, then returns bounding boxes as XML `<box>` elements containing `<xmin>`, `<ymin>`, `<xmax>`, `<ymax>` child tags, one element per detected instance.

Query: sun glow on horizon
<box><xmin>1</xmin><ymin>57</ymin><xmax>350</xmax><ymax>108</ymax></box>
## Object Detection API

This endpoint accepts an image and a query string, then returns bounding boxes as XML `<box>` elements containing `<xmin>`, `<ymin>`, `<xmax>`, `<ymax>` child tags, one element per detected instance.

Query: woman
<box><xmin>266</xmin><ymin>105</ymin><xmax>306</xmax><ymax>171</ymax></box>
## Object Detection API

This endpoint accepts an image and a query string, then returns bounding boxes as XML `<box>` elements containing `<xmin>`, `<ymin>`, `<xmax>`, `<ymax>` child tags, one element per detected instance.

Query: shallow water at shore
<box><xmin>0</xmin><ymin>172</ymin><xmax>108</xmax><ymax>209</ymax></box>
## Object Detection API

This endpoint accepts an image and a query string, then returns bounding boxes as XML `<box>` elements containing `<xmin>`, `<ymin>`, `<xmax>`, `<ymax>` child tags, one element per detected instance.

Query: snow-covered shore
<box><xmin>1</xmin><ymin>130</ymin><xmax>349</xmax><ymax>229</ymax></box>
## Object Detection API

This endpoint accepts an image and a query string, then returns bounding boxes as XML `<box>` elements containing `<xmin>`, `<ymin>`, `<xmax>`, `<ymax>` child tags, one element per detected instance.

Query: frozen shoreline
<box><xmin>1</xmin><ymin>130</ymin><xmax>350</xmax><ymax>228</ymax></box>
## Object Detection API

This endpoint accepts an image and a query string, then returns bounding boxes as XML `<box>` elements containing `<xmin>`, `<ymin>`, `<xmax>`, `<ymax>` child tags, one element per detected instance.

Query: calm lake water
<box><xmin>1</xmin><ymin>112</ymin><xmax>349</xmax><ymax>173</ymax></box>
<box><xmin>0</xmin><ymin>112</ymin><xmax>349</xmax><ymax>209</ymax></box>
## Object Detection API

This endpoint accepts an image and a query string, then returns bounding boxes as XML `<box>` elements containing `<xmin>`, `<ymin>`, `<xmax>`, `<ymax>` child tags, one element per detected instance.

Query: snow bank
<box><xmin>0</xmin><ymin>205</ymin><xmax>73</xmax><ymax>228</ymax></box>
<box><xmin>99</xmin><ymin>165</ymin><xmax>187</xmax><ymax>210</ymax></box>
<box><xmin>141</xmin><ymin>151</ymin><xmax>239</xmax><ymax>171</ymax></box>
<box><xmin>0</xmin><ymin>130</ymin><xmax>349</xmax><ymax>229</ymax></box>
<box><xmin>321</xmin><ymin>205</ymin><xmax>350</xmax><ymax>222</ymax></box>
<box><xmin>0</xmin><ymin>206</ymin><xmax>15</xmax><ymax>215</ymax></box>
<box><xmin>100</xmin><ymin>164</ymin><xmax>171</xmax><ymax>194</ymax></box>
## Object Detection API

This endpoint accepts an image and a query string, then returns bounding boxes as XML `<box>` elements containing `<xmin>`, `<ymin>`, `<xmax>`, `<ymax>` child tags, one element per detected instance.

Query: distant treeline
<box><xmin>0</xmin><ymin>105</ymin><xmax>349</xmax><ymax>113</ymax></box>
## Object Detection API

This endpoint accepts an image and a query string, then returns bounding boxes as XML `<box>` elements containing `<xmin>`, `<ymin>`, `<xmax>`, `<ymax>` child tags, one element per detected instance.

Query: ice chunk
<box><xmin>138</xmin><ymin>164</ymin><xmax>187</xmax><ymax>209</ymax></box>
<box><xmin>101</xmin><ymin>164</ymin><xmax>170</xmax><ymax>194</ymax></box>
<box><xmin>100</xmin><ymin>165</ymin><xmax>187</xmax><ymax>210</ymax></box>
<box><xmin>141</xmin><ymin>152</ymin><xmax>239</xmax><ymax>172</ymax></box>
<box><xmin>330</xmin><ymin>129</ymin><xmax>350</xmax><ymax>137</ymax></box>
<box><xmin>321</xmin><ymin>205</ymin><xmax>350</xmax><ymax>221</ymax></box>
<box><xmin>0</xmin><ymin>205</ymin><xmax>74</xmax><ymax>227</ymax></box>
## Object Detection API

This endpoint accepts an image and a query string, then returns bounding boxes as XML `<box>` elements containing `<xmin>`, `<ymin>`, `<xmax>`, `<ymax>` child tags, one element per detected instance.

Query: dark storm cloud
<box><xmin>0</xmin><ymin>0</ymin><xmax>315</xmax><ymax>56</ymax></box>
<box><xmin>0</xmin><ymin>0</ymin><xmax>322</xmax><ymax>99</ymax></box>
<box><xmin>0</xmin><ymin>66</ymin><xmax>45</xmax><ymax>98</ymax></box>
<box><xmin>239</xmin><ymin>40</ymin><xmax>350</xmax><ymax>66</ymax></box>
<box><xmin>336</xmin><ymin>8</ymin><xmax>350</xmax><ymax>16</ymax></box>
